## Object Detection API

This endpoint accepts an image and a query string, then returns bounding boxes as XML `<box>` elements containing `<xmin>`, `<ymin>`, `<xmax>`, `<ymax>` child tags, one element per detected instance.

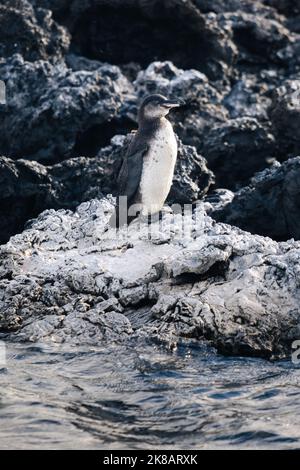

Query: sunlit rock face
<box><xmin>1</xmin><ymin>197</ymin><xmax>300</xmax><ymax>359</ymax></box>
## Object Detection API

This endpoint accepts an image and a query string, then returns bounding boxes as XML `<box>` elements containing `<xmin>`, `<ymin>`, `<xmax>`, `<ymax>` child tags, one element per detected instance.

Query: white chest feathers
<box><xmin>139</xmin><ymin>119</ymin><xmax>177</xmax><ymax>215</ymax></box>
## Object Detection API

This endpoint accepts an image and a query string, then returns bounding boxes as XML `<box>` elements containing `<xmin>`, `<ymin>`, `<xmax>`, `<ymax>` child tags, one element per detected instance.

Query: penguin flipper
<box><xmin>114</xmin><ymin>145</ymin><xmax>148</xmax><ymax>228</ymax></box>
<box><xmin>118</xmin><ymin>145</ymin><xmax>149</xmax><ymax>200</ymax></box>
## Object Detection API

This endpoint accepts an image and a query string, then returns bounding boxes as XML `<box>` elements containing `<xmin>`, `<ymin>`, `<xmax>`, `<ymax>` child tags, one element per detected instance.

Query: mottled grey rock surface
<box><xmin>0</xmin><ymin>0</ymin><xmax>70</xmax><ymax>62</ymax></box>
<box><xmin>202</xmin><ymin>117</ymin><xmax>276</xmax><ymax>189</ymax></box>
<box><xmin>0</xmin><ymin>54</ymin><xmax>133</xmax><ymax>162</ymax></box>
<box><xmin>1</xmin><ymin>197</ymin><xmax>300</xmax><ymax>358</ymax></box>
<box><xmin>269</xmin><ymin>80</ymin><xmax>300</xmax><ymax>158</ymax></box>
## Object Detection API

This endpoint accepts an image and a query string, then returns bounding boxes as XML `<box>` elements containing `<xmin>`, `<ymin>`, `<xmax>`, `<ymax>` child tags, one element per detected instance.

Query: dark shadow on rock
<box><xmin>64</xmin><ymin>0</ymin><xmax>236</xmax><ymax>82</ymax></box>
<box><xmin>210</xmin><ymin>158</ymin><xmax>300</xmax><ymax>241</ymax></box>
<box><xmin>269</xmin><ymin>80</ymin><xmax>300</xmax><ymax>161</ymax></box>
<box><xmin>71</xmin><ymin>4</ymin><xmax>206</xmax><ymax>69</ymax></box>
<box><xmin>202</xmin><ymin>117</ymin><xmax>277</xmax><ymax>190</ymax></box>
<box><xmin>73</xmin><ymin>118</ymin><xmax>136</xmax><ymax>157</ymax></box>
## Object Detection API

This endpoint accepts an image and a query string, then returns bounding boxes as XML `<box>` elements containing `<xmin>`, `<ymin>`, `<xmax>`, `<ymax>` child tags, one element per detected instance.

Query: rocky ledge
<box><xmin>1</xmin><ymin>197</ymin><xmax>299</xmax><ymax>359</ymax></box>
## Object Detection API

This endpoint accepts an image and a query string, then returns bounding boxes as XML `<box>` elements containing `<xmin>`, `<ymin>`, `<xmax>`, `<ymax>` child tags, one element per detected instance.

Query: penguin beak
<box><xmin>163</xmin><ymin>98</ymin><xmax>185</xmax><ymax>108</ymax></box>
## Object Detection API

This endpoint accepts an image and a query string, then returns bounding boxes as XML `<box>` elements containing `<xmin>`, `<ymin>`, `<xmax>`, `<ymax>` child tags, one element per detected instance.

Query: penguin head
<box><xmin>139</xmin><ymin>94</ymin><xmax>184</xmax><ymax>120</ymax></box>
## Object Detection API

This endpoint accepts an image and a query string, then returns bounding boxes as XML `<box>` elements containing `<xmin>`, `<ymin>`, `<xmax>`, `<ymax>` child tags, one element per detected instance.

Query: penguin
<box><xmin>115</xmin><ymin>94</ymin><xmax>184</xmax><ymax>227</ymax></box>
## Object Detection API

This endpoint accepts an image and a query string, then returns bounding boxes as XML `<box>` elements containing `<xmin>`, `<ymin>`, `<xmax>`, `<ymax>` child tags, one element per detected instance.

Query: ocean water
<box><xmin>0</xmin><ymin>339</ymin><xmax>300</xmax><ymax>450</ymax></box>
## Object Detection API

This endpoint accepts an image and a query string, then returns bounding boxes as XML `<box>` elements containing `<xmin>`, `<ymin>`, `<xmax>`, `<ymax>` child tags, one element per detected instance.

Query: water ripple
<box><xmin>0</xmin><ymin>340</ymin><xmax>300</xmax><ymax>449</ymax></box>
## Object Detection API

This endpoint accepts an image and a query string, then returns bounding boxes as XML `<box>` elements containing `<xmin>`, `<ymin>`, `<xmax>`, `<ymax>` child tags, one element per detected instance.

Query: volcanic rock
<box><xmin>1</xmin><ymin>197</ymin><xmax>299</xmax><ymax>359</ymax></box>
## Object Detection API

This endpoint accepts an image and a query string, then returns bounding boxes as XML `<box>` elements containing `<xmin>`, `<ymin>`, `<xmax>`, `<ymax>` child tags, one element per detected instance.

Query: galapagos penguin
<box><xmin>116</xmin><ymin>94</ymin><xmax>183</xmax><ymax>226</ymax></box>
